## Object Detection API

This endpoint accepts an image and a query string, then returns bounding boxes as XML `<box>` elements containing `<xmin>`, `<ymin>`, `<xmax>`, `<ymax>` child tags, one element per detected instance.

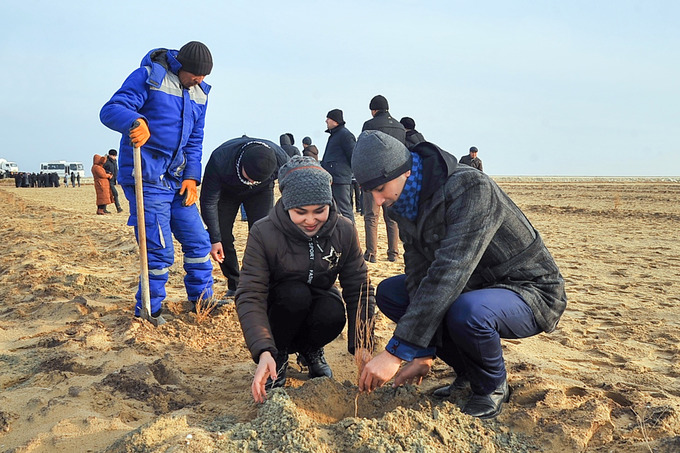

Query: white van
<box><xmin>40</xmin><ymin>161</ymin><xmax>85</xmax><ymax>178</ymax></box>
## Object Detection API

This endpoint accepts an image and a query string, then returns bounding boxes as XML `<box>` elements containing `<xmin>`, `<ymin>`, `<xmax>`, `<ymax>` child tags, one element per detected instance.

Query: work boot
<box><xmin>116</xmin><ymin>206</ymin><xmax>124</xmax><ymax>213</ymax></box>
<box><xmin>96</xmin><ymin>208</ymin><xmax>106</xmax><ymax>215</ymax></box>
<box><xmin>265</xmin><ymin>349</ymin><xmax>289</xmax><ymax>390</ymax></box>
<box><xmin>433</xmin><ymin>374</ymin><xmax>471</xmax><ymax>397</ymax></box>
<box><xmin>462</xmin><ymin>379</ymin><xmax>511</xmax><ymax>419</ymax></box>
<box><xmin>363</xmin><ymin>252</ymin><xmax>376</xmax><ymax>263</ymax></box>
<box><xmin>299</xmin><ymin>347</ymin><xmax>333</xmax><ymax>378</ymax></box>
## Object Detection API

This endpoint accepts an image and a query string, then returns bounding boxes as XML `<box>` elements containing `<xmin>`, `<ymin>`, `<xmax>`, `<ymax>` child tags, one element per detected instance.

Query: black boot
<box><xmin>300</xmin><ymin>347</ymin><xmax>332</xmax><ymax>378</ymax></box>
<box><xmin>462</xmin><ymin>379</ymin><xmax>511</xmax><ymax>419</ymax></box>
<box><xmin>432</xmin><ymin>374</ymin><xmax>470</xmax><ymax>398</ymax></box>
<box><xmin>265</xmin><ymin>349</ymin><xmax>289</xmax><ymax>390</ymax></box>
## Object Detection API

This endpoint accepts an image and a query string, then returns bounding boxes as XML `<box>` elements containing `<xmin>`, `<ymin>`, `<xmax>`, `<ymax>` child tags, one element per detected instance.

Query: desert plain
<box><xmin>0</xmin><ymin>177</ymin><xmax>679</xmax><ymax>452</ymax></box>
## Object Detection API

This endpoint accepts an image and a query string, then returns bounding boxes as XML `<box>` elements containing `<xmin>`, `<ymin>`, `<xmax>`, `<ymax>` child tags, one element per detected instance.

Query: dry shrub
<box><xmin>353</xmin><ymin>278</ymin><xmax>375</xmax><ymax>416</ymax></box>
<box><xmin>194</xmin><ymin>296</ymin><xmax>219</xmax><ymax>324</ymax></box>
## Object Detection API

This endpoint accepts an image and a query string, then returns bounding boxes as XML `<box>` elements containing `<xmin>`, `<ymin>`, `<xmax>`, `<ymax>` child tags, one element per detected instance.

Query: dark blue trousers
<box><xmin>377</xmin><ymin>274</ymin><xmax>541</xmax><ymax>395</ymax></box>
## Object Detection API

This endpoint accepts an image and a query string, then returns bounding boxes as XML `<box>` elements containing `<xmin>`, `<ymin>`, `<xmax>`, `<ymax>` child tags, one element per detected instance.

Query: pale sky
<box><xmin>1</xmin><ymin>0</ymin><xmax>678</xmax><ymax>176</ymax></box>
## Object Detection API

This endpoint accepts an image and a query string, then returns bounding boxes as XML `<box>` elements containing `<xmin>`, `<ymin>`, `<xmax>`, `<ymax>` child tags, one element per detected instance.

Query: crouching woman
<box><xmin>235</xmin><ymin>156</ymin><xmax>375</xmax><ymax>403</ymax></box>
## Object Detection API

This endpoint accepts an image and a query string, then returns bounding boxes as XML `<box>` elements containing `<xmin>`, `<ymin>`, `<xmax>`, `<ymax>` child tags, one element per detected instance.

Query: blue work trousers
<box><xmin>123</xmin><ymin>184</ymin><xmax>213</xmax><ymax>316</ymax></box>
<box><xmin>377</xmin><ymin>274</ymin><xmax>541</xmax><ymax>395</ymax></box>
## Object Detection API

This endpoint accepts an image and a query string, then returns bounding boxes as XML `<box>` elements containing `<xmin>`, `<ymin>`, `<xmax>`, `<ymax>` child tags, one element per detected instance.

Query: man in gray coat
<box><xmin>351</xmin><ymin>131</ymin><xmax>567</xmax><ymax>419</ymax></box>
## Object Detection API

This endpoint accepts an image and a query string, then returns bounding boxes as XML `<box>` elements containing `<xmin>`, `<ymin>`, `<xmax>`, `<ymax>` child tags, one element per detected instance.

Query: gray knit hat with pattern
<box><xmin>352</xmin><ymin>131</ymin><xmax>412</xmax><ymax>190</ymax></box>
<box><xmin>278</xmin><ymin>156</ymin><xmax>333</xmax><ymax>210</ymax></box>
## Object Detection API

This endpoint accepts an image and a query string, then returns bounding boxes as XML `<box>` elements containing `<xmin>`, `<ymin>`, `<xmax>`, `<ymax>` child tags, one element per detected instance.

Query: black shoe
<box><xmin>265</xmin><ymin>350</ymin><xmax>289</xmax><ymax>390</ymax></box>
<box><xmin>387</xmin><ymin>254</ymin><xmax>397</xmax><ymax>262</ymax></box>
<box><xmin>300</xmin><ymin>347</ymin><xmax>333</xmax><ymax>378</ymax></box>
<box><xmin>103</xmin><ymin>209</ymin><xmax>111</xmax><ymax>214</ymax></box>
<box><xmin>433</xmin><ymin>375</ymin><xmax>471</xmax><ymax>397</ymax></box>
<box><xmin>116</xmin><ymin>207</ymin><xmax>124</xmax><ymax>213</ymax></box>
<box><xmin>363</xmin><ymin>252</ymin><xmax>376</xmax><ymax>263</ymax></box>
<box><xmin>462</xmin><ymin>380</ymin><xmax>511</xmax><ymax>419</ymax></box>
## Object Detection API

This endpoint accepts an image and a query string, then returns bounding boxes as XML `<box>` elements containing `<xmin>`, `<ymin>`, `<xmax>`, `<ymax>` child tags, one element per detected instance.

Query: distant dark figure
<box><xmin>321</xmin><ymin>109</ymin><xmax>356</xmax><ymax>223</ymax></box>
<box><xmin>70</xmin><ymin>171</ymin><xmax>76</xmax><ymax>188</ymax></box>
<box><xmin>360</xmin><ymin>95</ymin><xmax>403</xmax><ymax>263</ymax></box>
<box><xmin>103</xmin><ymin>149</ymin><xmax>124</xmax><ymax>212</ymax></box>
<box><xmin>399</xmin><ymin>117</ymin><xmax>426</xmax><ymax>150</ymax></box>
<box><xmin>280</xmin><ymin>133</ymin><xmax>301</xmax><ymax>158</ymax></box>
<box><xmin>459</xmin><ymin>146</ymin><xmax>483</xmax><ymax>172</ymax></box>
<box><xmin>301</xmin><ymin>136</ymin><xmax>319</xmax><ymax>161</ymax></box>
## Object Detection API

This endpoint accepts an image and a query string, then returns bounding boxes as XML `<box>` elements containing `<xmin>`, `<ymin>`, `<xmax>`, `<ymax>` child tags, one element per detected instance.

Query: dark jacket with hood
<box><xmin>388</xmin><ymin>141</ymin><xmax>567</xmax><ymax>350</ymax></box>
<box><xmin>302</xmin><ymin>144</ymin><xmax>319</xmax><ymax>161</ymax></box>
<box><xmin>362</xmin><ymin>111</ymin><xmax>406</xmax><ymax>144</ymax></box>
<box><xmin>279</xmin><ymin>133</ymin><xmax>301</xmax><ymax>158</ymax></box>
<box><xmin>199</xmin><ymin>136</ymin><xmax>289</xmax><ymax>243</ymax></box>
<box><xmin>103</xmin><ymin>155</ymin><xmax>119</xmax><ymax>184</ymax></box>
<box><xmin>235</xmin><ymin>200</ymin><xmax>375</xmax><ymax>362</ymax></box>
<box><xmin>405</xmin><ymin>129</ymin><xmax>426</xmax><ymax>149</ymax></box>
<box><xmin>321</xmin><ymin>124</ymin><xmax>356</xmax><ymax>184</ymax></box>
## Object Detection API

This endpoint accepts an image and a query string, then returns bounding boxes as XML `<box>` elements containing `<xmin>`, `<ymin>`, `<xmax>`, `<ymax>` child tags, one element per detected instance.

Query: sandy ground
<box><xmin>0</xmin><ymin>178</ymin><xmax>679</xmax><ymax>452</ymax></box>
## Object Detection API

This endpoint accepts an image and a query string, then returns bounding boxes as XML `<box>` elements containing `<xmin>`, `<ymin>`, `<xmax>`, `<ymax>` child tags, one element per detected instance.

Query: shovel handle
<box><xmin>131</xmin><ymin>124</ymin><xmax>152</xmax><ymax>322</ymax></box>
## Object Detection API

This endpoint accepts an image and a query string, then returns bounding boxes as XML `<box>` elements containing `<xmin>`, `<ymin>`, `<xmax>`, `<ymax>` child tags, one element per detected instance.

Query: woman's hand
<box><xmin>252</xmin><ymin>351</ymin><xmax>277</xmax><ymax>403</ymax></box>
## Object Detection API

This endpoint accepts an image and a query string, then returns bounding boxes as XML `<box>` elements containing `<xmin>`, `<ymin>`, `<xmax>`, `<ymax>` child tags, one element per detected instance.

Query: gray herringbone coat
<box><xmin>388</xmin><ymin>142</ymin><xmax>567</xmax><ymax>349</ymax></box>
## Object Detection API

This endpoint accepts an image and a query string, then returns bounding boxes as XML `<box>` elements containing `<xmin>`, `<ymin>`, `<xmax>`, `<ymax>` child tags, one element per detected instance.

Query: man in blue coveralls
<box><xmin>100</xmin><ymin>41</ymin><xmax>215</xmax><ymax>323</ymax></box>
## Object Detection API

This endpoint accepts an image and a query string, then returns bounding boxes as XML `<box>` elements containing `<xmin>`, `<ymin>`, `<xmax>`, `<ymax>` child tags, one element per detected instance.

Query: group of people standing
<box><xmin>99</xmin><ymin>41</ymin><xmax>567</xmax><ymax>420</ymax></box>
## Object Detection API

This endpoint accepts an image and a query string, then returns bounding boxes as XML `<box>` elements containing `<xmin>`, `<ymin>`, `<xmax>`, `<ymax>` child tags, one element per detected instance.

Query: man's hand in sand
<box><xmin>394</xmin><ymin>357</ymin><xmax>433</xmax><ymax>387</ymax></box>
<box><xmin>358</xmin><ymin>350</ymin><xmax>402</xmax><ymax>393</ymax></box>
<box><xmin>252</xmin><ymin>351</ymin><xmax>277</xmax><ymax>403</ymax></box>
<box><xmin>210</xmin><ymin>243</ymin><xmax>225</xmax><ymax>263</ymax></box>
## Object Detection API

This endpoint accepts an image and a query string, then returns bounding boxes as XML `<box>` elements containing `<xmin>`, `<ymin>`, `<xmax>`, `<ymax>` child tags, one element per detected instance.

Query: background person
<box><xmin>91</xmin><ymin>154</ymin><xmax>113</xmax><ymax>215</ymax></box>
<box><xmin>360</xmin><ymin>95</ymin><xmax>404</xmax><ymax>263</ymax></box>
<box><xmin>459</xmin><ymin>146</ymin><xmax>483</xmax><ymax>172</ymax></box>
<box><xmin>103</xmin><ymin>149</ymin><xmax>124</xmax><ymax>213</ymax></box>
<box><xmin>321</xmin><ymin>109</ymin><xmax>356</xmax><ymax>223</ymax></box>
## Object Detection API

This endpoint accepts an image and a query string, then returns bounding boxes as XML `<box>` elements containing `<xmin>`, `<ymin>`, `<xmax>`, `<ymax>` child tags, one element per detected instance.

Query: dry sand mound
<box><xmin>1</xmin><ymin>180</ymin><xmax>679</xmax><ymax>452</ymax></box>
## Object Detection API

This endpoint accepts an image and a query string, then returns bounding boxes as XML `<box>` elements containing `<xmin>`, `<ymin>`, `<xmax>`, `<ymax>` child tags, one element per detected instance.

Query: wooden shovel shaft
<box><xmin>132</xmin><ymin>144</ymin><xmax>152</xmax><ymax>319</ymax></box>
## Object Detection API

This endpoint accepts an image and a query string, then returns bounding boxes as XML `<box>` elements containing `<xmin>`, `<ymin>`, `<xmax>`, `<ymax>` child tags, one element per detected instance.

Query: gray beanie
<box><xmin>352</xmin><ymin>131</ymin><xmax>412</xmax><ymax>190</ymax></box>
<box><xmin>278</xmin><ymin>156</ymin><xmax>333</xmax><ymax>210</ymax></box>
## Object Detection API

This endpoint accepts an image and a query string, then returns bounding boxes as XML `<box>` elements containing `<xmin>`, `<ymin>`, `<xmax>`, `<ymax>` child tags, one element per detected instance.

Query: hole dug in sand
<box><xmin>286</xmin><ymin>377</ymin><xmax>426</xmax><ymax>423</ymax></box>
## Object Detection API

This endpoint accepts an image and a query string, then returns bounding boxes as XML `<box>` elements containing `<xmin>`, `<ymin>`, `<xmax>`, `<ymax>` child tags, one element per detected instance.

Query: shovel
<box><xmin>132</xmin><ymin>121</ymin><xmax>165</xmax><ymax>326</ymax></box>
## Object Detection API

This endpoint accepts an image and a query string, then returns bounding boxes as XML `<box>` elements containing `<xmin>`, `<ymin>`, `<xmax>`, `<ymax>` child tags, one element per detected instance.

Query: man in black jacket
<box><xmin>321</xmin><ymin>109</ymin><xmax>356</xmax><ymax>223</ymax></box>
<box><xmin>400</xmin><ymin>117</ymin><xmax>426</xmax><ymax>150</ymax></box>
<box><xmin>103</xmin><ymin>149</ymin><xmax>124</xmax><ymax>213</ymax></box>
<box><xmin>360</xmin><ymin>95</ymin><xmax>404</xmax><ymax>262</ymax></box>
<box><xmin>200</xmin><ymin>137</ymin><xmax>289</xmax><ymax>296</ymax></box>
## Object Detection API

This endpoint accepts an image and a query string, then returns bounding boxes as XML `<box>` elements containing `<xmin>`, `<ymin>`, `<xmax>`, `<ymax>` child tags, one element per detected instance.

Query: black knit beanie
<box><xmin>177</xmin><ymin>41</ymin><xmax>213</xmax><ymax>76</ymax></box>
<box><xmin>369</xmin><ymin>95</ymin><xmax>389</xmax><ymax>111</ymax></box>
<box><xmin>352</xmin><ymin>131</ymin><xmax>412</xmax><ymax>191</ymax></box>
<box><xmin>278</xmin><ymin>156</ymin><xmax>333</xmax><ymax>210</ymax></box>
<box><xmin>326</xmin><ymin>109</ymin><xmax>345</xmax><ymax>125</ymax></box>
<box><xmin>302</xmin><ymin>136</ymin><xmax>312</xmax><ymax>146</ymax></box>
<box><xmin>239</xmin><ymin>142</ymin><xmax>277</xmax><ymax>182</ymax></box>
<box><xmin>400</xmin><ymin>117</ymin><xmax>416</xmax><ymax>130</ymax></box>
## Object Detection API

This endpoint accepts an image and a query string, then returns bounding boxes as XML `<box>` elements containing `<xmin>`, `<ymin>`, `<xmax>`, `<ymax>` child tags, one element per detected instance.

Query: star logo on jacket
<box><xmin>322</xmin><ymin>246</ymin><xmax>341</xmax><ymax>269</ymax></box>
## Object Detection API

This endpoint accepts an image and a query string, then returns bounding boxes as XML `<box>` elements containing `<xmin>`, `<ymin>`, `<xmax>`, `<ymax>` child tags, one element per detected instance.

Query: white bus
<box><xmin>40</xmin><ymin>161</ymin><xmax>85</xmax><ymax>178</ymax></box>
